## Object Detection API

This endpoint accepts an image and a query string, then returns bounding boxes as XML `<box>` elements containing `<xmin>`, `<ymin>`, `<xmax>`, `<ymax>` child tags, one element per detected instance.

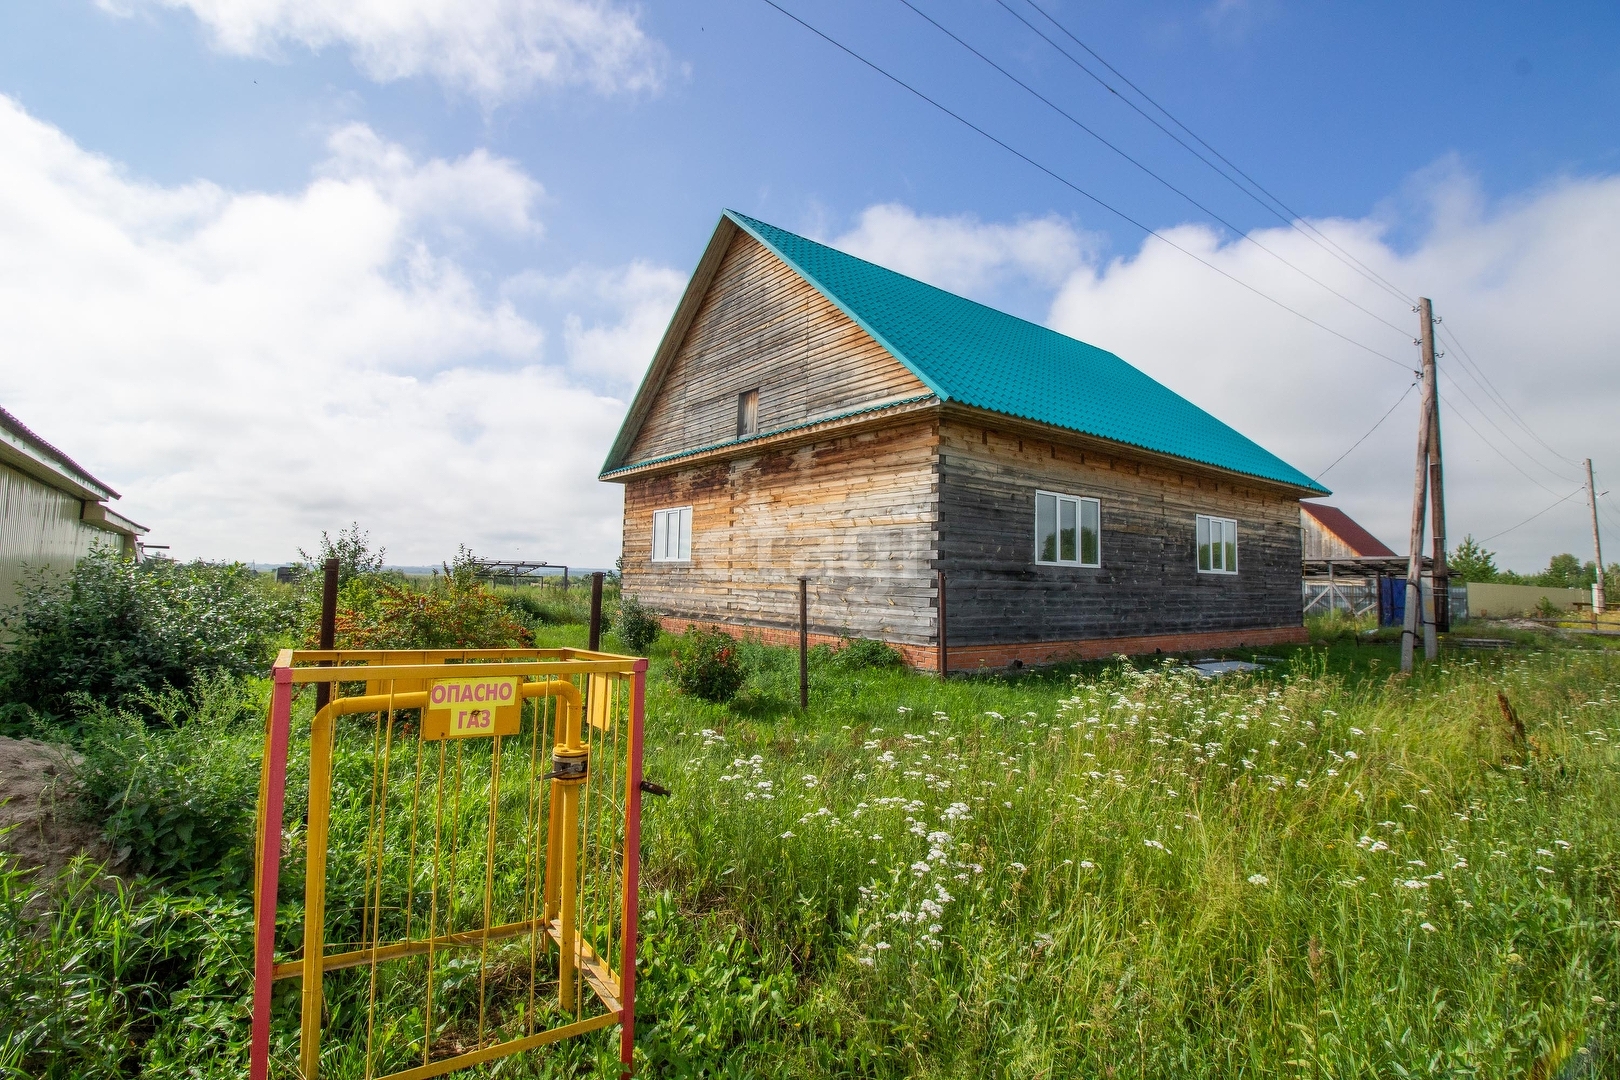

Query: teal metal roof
<box><xmin>725</xmin><ymin>210</ymin><xmax>1328</xmax><ymax>495</ymax></box>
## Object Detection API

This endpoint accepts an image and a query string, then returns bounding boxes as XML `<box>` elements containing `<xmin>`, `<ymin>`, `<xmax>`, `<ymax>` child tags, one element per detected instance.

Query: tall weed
<box><xmin>0</xmin><ymin>852</ymin><xmax>251</xmax><ymax>1080</ymax></box>
<box><xmin>70</xmin><ymin>675</ymin><xmax>264</xmax><ymax>885</ymax></box>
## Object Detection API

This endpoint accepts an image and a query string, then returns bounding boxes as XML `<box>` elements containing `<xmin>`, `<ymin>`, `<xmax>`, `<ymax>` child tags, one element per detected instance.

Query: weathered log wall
<box><xmin>937</xmin><ymin>418</ymin><xmax>1303</xmax><ymax>646</ymax></box>
<box><xmin>621</xmin><ymin>420</ymin><xmax>940</xmax><ymax>646</ymax></box>
<box><xmin>626</xmin><ymin>231</ymin><xmax>929</xmax><ymax>467</ymax></box>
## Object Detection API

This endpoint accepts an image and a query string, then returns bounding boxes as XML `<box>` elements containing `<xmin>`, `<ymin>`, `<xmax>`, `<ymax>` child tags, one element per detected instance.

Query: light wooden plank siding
<box><xmin>936</xmin><ymin>418</ymin><xmax>1304</xmax><ymax>645</ymax></box>
<box><xmin>621</xmin><ymin>420</ymin><xmax>940</xmax><ymax>646</ymax></box>
<box><xmin>625</xmin><ymin>231</ymin><xmax>929</xmax><ymax>466</ymax></box>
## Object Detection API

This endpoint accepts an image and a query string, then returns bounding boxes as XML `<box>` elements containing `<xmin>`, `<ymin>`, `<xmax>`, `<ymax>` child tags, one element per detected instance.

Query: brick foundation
<box><xmin>654</xmin><ymin>616</ymin><xmax>1305</xmax><ymax>672</ymax></box>
<box><xmin>655</xmin><ymin>615</ymin><xmax>938</xmax><ymax>668</ymax></box>
<box><xmin>942</xmin><ymin>624</ymin><xmax>1307</xmax><ymax>671</ymax></box>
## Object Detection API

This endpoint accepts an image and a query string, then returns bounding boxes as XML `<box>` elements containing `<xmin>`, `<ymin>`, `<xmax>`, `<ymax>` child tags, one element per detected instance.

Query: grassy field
<box><xmin>525</xmin><ymin>625</ymin><xmax>1620</xmax><ymax>1078</ymax></box>
<box><xmin>8</xmin><ymin>615</ymin><xmax>1620</xmax><ymax>1078</ymax></box>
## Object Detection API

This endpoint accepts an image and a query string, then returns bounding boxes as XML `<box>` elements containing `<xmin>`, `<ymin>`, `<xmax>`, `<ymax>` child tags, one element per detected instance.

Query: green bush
<box><xmin>70</xmin><ymin>675</ymin><xmax>264</xmax><ymax>885</ymax></box>
<box><xmin>615</xmin><ymin>595</ymin><xmax>663</xmax><ymax>654</ymax></box>
<box><xmin>830</xmin><ymin>636</ymin><xmax>905</xmax><ymax>670</ymax></box>
<box><xmin>0</xmin><ymin>548</ymin><xmax>296</xmax><ymax>730</ymax></box>
<box><xmin>668</xmin><ymin>625</ymin><xmax>746</xmax><ymax>703</ymax></box>
<box><xmin>315</xmin><ymin>548</ymin><xmax>532</xmax><ymax>650</ymax></box>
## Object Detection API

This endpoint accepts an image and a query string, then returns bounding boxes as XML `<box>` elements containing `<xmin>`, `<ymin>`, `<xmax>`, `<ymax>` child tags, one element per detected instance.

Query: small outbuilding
<box><xmin>1300</xmin><ymin>503</ymin><xmax>1396</xmax><ymax>560</ymax></box>
<box><xmin>600</xmin><ymin>212</ymin><xmax>1328</xmax><ymax>669</ymax></box>
<box><xmin>1</xmin><ymin>406</ymin><xmax>147</xmax><ymax>605</ymax></box>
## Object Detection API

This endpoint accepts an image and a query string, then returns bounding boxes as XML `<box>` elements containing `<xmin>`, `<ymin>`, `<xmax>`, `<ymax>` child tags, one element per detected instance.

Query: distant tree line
<box><xmin>1448</xmin><ymin>534</ymin><xmax>1619</xmax><ymax>593</ymax></box>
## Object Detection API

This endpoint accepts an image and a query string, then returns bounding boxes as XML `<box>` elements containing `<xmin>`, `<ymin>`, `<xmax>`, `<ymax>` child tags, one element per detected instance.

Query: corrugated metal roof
<box><xmin>0</xmin><ymin>405</ymin><xmax>120</xmax><ymax>501</ymax></box>
<box><xmin>725</xmin><ymin>211</ymin><xmax>1328</xmax><ymax>495</ymax></box>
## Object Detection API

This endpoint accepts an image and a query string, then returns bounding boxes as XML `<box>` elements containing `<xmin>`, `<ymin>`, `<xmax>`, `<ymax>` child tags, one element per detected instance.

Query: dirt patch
<box><xmin>0</xmin><ymin>735</ymin><xmax>119</xmax><ymax>883</ymax></box>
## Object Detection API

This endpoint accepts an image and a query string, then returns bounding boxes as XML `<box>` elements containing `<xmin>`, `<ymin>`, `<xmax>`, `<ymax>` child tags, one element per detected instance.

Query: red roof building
<box><xmin>1300</xmin><ymin>503</ymin><xmax>1396</xmax><ymax>560</ymax></box>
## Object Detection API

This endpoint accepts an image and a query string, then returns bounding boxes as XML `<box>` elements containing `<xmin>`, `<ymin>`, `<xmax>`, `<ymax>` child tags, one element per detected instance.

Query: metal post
<box><xmin>798</xmin><ymin>577</ymin><xmax>809</xmax><ymax>711</ymax></box>
<box><xmin>589</xmin><ymin>571</ymin><xmax>605</xmax><ymax>651</ymax></box>
<box><xmin>1588</xmin><ymin>459</ymin><xmax>1607</xmax><ymax>615</ymax></box>
<box><xmin>249</xmin><ymin>667</ymin><xmax>294</xmax><ymax>1080</ymax></box>
<box><xmin>619</xmin><ymin>660</ymin><xmax>648</xmax><ymax>1080</ymax></box>
<box><xmin>1402</xmin><ymin>301</ymin><xmax>1437</xmax><ymax>673</ymax></box>
<box><xmin>315</xmin><ymin>556</ymin><xmax>338</xmax><ymax>711</ymax></box>
<box><xmin>936</xmin><ymin>569</ymin><xmax>948</xmax><ymax>677</ymax></box>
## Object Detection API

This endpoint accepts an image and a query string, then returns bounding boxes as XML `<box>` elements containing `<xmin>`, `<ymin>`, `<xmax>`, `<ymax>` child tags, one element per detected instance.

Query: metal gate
<box><xmin>249</xmin><ymin>648</ymin><xmax>648</xmax><ymax>1080</ymax></box>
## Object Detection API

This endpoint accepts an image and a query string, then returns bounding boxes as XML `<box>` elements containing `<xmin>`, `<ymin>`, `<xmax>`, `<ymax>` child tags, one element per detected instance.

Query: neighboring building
<box><xmin>600</xmin><ymin>212</ymin><xmax>1328</xmax><ymax>669</ymax></box>
<box><xmin>1300</xmin><ymin>503</ymin><xmax>1396</xmax><ymax>560</ymax></box>
<box><xmin>1</xmin><ymin>407</ymin><xmax>147</xmax><ymax>605</ymax></box>
<box><xmin>1298</xmin><ymin>504</ymin><xmax>1411</xmax><ymax>621</ymax></box>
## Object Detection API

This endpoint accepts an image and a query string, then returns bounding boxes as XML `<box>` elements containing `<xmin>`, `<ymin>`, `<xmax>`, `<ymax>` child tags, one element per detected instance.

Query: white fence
<box><xmin>1302</xmin><ymin>580</ymin><xmax>1470</xmax><ymax>622</ymax></box>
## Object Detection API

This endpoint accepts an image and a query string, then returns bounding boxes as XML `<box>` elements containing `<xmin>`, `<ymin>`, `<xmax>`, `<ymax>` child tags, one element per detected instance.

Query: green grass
<box><xmin>8</xmin><ymin>633</ymin><xmax>1620</xmax><ymax>1078</ymax></box>
<box><xmin>617</xmin><ymin>639</ymin><xmax>1620</xmax><ymax>1078</ymax></box>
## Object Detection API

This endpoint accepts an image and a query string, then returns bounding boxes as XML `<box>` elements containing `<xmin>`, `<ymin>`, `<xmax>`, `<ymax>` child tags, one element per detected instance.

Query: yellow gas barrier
<box><xmin>249</xmin><ymin>649</ymin><xmax>650</xmax><ymax>1080</ymax></box>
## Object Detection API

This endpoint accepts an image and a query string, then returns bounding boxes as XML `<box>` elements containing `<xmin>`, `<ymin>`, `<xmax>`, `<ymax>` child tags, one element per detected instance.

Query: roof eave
<box><xmin>941</xmin><ymin>402</ymin><xmax>1329</xmax><ymax>498</ymax></box>
<box><xmin>599</xmin><ymin>214</ymin><xmax>745</xmax><ymax>475</ymax></box>
<box><xmin>601</xmin><ymin>394</ymin><xmax>939</xmax><ymax>481</ymax></box>
<box><xmin>0</xmin><ymin>426</ymin><xmax>118</xmax><ymax>502</ymax></box>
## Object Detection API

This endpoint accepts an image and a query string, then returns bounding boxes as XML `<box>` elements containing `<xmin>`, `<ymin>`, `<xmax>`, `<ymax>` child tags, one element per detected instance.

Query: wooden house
<box><xmin>1300</xmin><ymin>503</ymin><xmax>1396</xmax><ymax>560</ymax></box>
<box><xmin>600</xmin><ymin>212</ymin><xmax>1328</xmax><ymax>669</ymax></box>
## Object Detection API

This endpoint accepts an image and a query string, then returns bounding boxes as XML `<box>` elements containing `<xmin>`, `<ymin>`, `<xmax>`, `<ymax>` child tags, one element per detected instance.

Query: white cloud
<box><xmin>508</xmin><ymin>262</ymin><xmax>686</xmax><ymax>386</ymax></box>
<box><xmin>829</xmin><ymin>203</ymin><xmax>1091</xmax><ymax>298</ymax></box>
<box><xmin>101</xmin><ymin>0</ymin><xmax>665</xmax><ymax>102</ymax></box>
<box><xmin>0</xmin><ymin>95</ymin><xmax>666</xmax><ymax>565</ymax></box>
<box><xmin>1045</xmin><ymin>169</ymin><xmax>1620</xmax><ymax>573</ymax></box>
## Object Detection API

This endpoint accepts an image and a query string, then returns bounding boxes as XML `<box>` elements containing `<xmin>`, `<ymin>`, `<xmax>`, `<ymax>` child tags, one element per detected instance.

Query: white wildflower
<box><xmin>1247</xmin><ymin>873</ymin><xmax>1269</xmax><ymax>886</ymax></box>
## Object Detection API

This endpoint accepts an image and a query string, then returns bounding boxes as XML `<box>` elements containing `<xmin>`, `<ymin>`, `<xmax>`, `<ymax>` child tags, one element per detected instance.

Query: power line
<box><xmin>1010</xmin><ymin>0</ymin><xmax>1418</xmax><ymax>309</ymax></box>
<box><xmin>1479</xmin><ymin>487</ymin><xmax>1584</xmax><ymax>544</ymax></box>
<box><xmin>892</xmin><ymin>0</ymin><xmax>1415</xmax><ymax>341</ymax></box>
<box><xmin>757</xmin><ymin>0</ymin><xmax>1415</xmax><ymax>371</ymax></box>
<box><xmin>1436</xmin><ymin>367</ymin><xmax>1580</xmax><ymax>487</ymax></box>
<box><xmin>1439</xmin><ymin>379</ymin><xmax>1570</xmax><ymax>498</ymax></box>
<box><xmin>1437</xmin><ymin>340</ymin><xmax>1579</xmax><ymax>483</ymax></box>
<box><xmin>1436</xmin><ymin>319</ymin><xmax>1581</xmax><ymax>469</ymax></box>
<box><xmin>1313</xmin><ymin>378</ymin><xmax>1419</xmax><ymax>481</ymax></box>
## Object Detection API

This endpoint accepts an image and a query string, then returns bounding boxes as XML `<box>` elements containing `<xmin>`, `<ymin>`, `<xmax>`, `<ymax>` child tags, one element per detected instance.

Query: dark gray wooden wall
<box><xmin>937</xmin><ymin>419</ymin><xmax>1304</xmax><ymax>644</ymax></box>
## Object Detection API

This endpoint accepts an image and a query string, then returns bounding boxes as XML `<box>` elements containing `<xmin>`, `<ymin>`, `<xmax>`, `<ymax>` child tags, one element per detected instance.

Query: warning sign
<box><xmin>422</xmin><ymin>676</ymin><xmax>521</xmax><ymax>740</ymax></box>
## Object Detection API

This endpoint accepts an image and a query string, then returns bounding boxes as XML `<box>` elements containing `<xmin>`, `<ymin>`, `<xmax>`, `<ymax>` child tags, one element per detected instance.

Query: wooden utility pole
<box><xmin>1425</xmin><ymin>301</ymin><xmax>1449</xmax><ymax>639</ymax></box>
<box><xmin>1401</xmin><ymin>300</ymin><xmax>1438</xmax><ymax>673</ymax></box>
<box><xmin>1587</xmin><ymin>459</ymin><xmax>1607</xmax><ymax>615</ymax></box>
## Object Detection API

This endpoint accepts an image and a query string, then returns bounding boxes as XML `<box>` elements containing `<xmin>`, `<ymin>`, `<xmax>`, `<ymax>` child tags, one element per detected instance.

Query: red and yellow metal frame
<box><xmin>250</xmin><ymin>648</ymin><xmax>648</xmax><ymax>1080</ymax></box>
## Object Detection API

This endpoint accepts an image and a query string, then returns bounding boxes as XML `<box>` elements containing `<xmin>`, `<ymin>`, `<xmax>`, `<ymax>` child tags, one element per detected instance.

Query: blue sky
<box><xmin>1</xmin><ymin>1</ymin><xmax>1617</xmax><ymax>571</ymax></box>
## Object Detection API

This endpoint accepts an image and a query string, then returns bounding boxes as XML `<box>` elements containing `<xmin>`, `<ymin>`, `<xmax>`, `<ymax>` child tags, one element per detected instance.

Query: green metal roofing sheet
<box><xmin>726</xmin><ymin>210</ymin><xmax>1328</xmax><ymax>495</ymax></box>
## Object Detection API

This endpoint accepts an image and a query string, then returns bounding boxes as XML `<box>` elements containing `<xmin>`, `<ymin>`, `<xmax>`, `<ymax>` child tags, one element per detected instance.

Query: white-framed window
<box><xmin>1035</xmin><ymin>490</ymin><xmax>1101</xmax><ymax>567</ymax></box>
<box><xmin>651</xmin><ymin>506</ymin><xmax>692</xmax><ymax>563</ymax></box>
<box><xmin>1197</xmin><ymin>514</ymin><xmax>1238</xmax><ymax>574</ymax></box>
